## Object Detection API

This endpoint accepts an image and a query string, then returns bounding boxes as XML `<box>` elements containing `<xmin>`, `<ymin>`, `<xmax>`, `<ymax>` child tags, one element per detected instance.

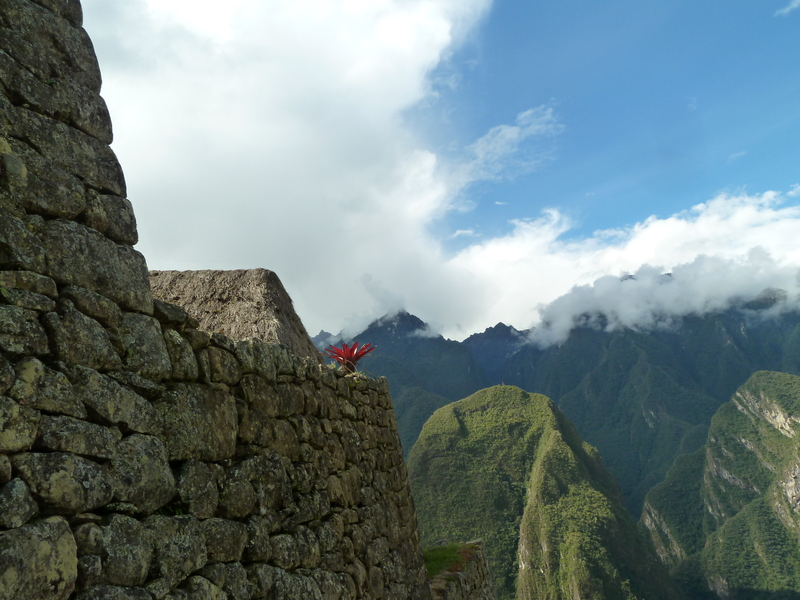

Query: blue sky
<box><xmin>82</xmin><ymin>0</ymin><xmax>800</xmax><ymax>340</ymax></box>
<box><xmin>419</xmin><ymin>0</ymin><xmax>800</xmax><ymax>243</ymax></box>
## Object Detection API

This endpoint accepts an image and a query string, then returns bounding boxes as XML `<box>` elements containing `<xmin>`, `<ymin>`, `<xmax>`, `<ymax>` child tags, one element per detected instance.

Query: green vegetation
<box><xmin>423</xmin><ymin>542</ymin><xmax>476</xmax><ymax>578</ymax></box>
<box><xmin>361</xmin><ymin>308</ymin><xmax>800</xmax><ymax>517</ymax></box>
<box><xmin>642</xmin><ymin>371</ymin><xmax>800</xmax><ymax>598</ymax></box>
<box><xmin>410</xmin><ymin>385</ymin><xmax>678</xmax><ymax>600</ymax></box>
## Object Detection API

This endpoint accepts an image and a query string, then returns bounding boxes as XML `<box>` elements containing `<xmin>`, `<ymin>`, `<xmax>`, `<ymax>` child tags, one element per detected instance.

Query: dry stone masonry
<box><xmin>0</xmin><ymin>1</ymin><xmax>433</xmax><ymax>598</ymax></box>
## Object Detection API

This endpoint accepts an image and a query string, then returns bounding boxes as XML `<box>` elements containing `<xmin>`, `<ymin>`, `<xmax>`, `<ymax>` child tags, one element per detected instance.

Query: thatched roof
<box><xmin>149</xmin><ymin>269</ymin><xmax>323</xmax><ymax>363</ymax></box>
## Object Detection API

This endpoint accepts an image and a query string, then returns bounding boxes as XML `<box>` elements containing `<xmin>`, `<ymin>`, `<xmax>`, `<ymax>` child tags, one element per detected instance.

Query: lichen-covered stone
<box><xmin>199</xmin><ymin>562</ymin><xmax>254</xmax><ymax>600</ymax></box>
<box><xmin>206</xmin><ymin>346</ymin><xmax>242</xmax><ymax>385</ymax></box>
<box><xmin>152</xmin><ymin>298</ymin><xmax>190</xmax><ymax>326</ymax></box>
<box><xmin>118</xmin><ymin>312</ymin><xmax>171</xmax><ymax>381</ymax></box>
<box><xmin>217</xmin><ymin>470</ymin><xmax>257</xmax><ymax>519</ymax></box>
<box><xmin>106</xmin><ymin>434</ymin><xmax>175</xmax><ymax>514</ymax></box>
<box><xmin>4</xmin><ymin>137</ymin><xmax>87</xmax><ymax>218</ymax></box>
<box><xmin>10</xmin><ymin>357</ymin><xmax>86</xmax><ymax>418</ymax></box>
<box><xmin>0</xmin><ymin>454</ymin><xmax>11</xmax><ymax>484</ymax></box>
<box><xmin>0</xmin><ymin>395</ymin><xmax>40</xmax><ymax>452</ymax></box>
<box><xmin>0</xmin><ymin>515</ymin><xmax>77</xmax><ymax>600</ymax></box>
<box><xmin>0</xmin><ymin>206</ymin><xmax>46</xmax><ymax>272</ymax></box>
<box><xmin>271</xmin><ymin>568</ymin><xmax>325</xmax><ymax>600</ymax></box>
<box><xmin>72</xmin><ymin>522</ymin><xmax>103</xmax><ymax>555</ymax></box>
<box><xmin>0</xmin><ymin>286</ymin><xmax>56</xmax><ymax>311</ymax></box>
<box><xmin>100</xmin><ymin>514</ymin><xmax>154</xmax><ymax>587</ymax></box>
<box><xmin>0</xmin><ymin>305</ymin><xmax>48</xmax><ymax>355</ymax></box>
<box><xmin>0</xmin><ymin>270</ymin><xmax>58</xmax><ymax>298</ymax></box>
<box><xmin>74</xmin><ymin>586</ymin><xmax>153</xmax><ymax>600</ymax></box>
<box><xmin>144</xmin><ymin>515</ymin><xmax>207</xmax><ymax>590</ymax></box>
<box><xmin>12</xmin><ymin>452</ymin><xmax>113</xmax><ymax>514</ymax></box>
<box><xmin>36</xmin><ymin>415</ymin><xmax>121</xmax><ymax>458</ymax></box>
<box><xmin>0</xmin><ymin>353</ymin><xmax>14</xmax><ymax>394</ymax></box>
<box><xmin>225</xmin><ymin>452</ymin><xmax>292</xmax><ymax>518</ymax></box>
<box><xmin>154</xmin><ymin>383</ymin><xmax>237</xmax><ymax>461</ymax></box>
<box><xmin>176</xmin><ymin>460</ymin><xmax>218</xmax><ymax>519</ymax></box>
<box><xmin>61</xmin><ymin>285</ymin><xmax>123</xmax><ymax>327</ymax></box>
<box><xmin>0</xmin><ymin>477</ymin><xmax>38</xmax><ymax>528</ymax></box>
<box><xmin>70</xmin><ymin>366</ymin><xmax>163</xmax><ymax>435</ymax></box>
<box><xmin>10</xmin><ymin>106</ymin><xmax>123</xmax><ymax>193</ymax></box>
<box><xmin>39</xmin><ymin>219</ymin><xmax>151</xmax><ymax>314</ymax></box>
<box><xmin>163</xmin><ymin>329</ymin><xmax>198</xmax><ymax>381</ymax></box>
<box><xmin>42</xmin><ymin>299</ymin><xmax>122</xmax><ymax>371</ymax></box>
<box><xmin>79</xmin><ymin>191</ymin><xmax>138</xmax><ymax>246</ymax></box>
<box><xmin>181</xmin><ymin>576</ymin><xmax>226</xmax><ymax>600</ymax></box>
<box><xmin>201</xmin><ymin>518</ymin><xmax>247</xmax><ymax>563</ymax></box>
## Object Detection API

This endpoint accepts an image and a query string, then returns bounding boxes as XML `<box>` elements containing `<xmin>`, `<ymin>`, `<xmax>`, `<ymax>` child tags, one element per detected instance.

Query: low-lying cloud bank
<box><xmin>440</xmin><ymin>191</ymin><xmax>800</xmax><ymax>343</ymax></box>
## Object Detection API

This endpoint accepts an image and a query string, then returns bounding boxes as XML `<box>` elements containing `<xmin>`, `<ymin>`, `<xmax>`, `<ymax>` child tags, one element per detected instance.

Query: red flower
<box><xmin>324</xmin><ymin>342</ymin><xmax>376</xmax><ymax>374</ymax></box>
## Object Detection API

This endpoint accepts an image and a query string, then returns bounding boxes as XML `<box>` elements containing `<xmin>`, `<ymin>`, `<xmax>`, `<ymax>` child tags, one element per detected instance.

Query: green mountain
<box><xmin>643</xmin><ymin>371</ymin><xmax>800</xmax><ymax>599</ymax></box>
<box><xmin>408</xmin><ymin>385</ymin><xmax>680</xmax><ymax>600</ymax></box>
<box><xmin>346</xmin><ymin>308</ymin><xmax>800</xmax><ymax>515</ymax></box>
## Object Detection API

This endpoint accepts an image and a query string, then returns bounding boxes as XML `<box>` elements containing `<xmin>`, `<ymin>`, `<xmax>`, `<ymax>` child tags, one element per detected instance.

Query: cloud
<box><xmin>531</xmin><ymin>255</ymin><xmax>800</xmax><ymax>347</ymax></box>
<box><xmin>81</xmin><ymin>3</ymin><xmax>800</xmax><ymax>344</ymax></box>
<box><xmin>788</xmin><ymin>184</ymin><xmax>800</xmax><ymax>197</ymax></box>
<box><xmin>449</xmin><ymin>229</ymin><xmax>479</xmax><ymax>239</ymax></box>
<box><xmin>458</xmin><ymin>106</ymin><xmax>564</xmax><ymax>184</ymax></box>
<box><xmin>441</xmin><ymin>191</ymin><xmax>800</xmax><ymax>340</ymax></box>
<box><xmin>775</xmin><ymin>0</ymin><xmax>800</xmax><ymax>16</ymax></box>
<box><xmin>727</xmin><ymin>150</ymin><xmax>747</xmax><ymax>162</ymax></box>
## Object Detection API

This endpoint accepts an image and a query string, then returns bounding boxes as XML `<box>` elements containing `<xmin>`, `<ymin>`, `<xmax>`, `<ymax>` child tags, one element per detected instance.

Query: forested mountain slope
<box><xmin>408</xmin><ymin>386</ymin><xmax>680</xmax><ymax>600</ymax></box>
<box><xmin>643</xmin><ymin>371</ymin><xmax>800</xmax><ymax>599</ymax></box>
<box><xmin>341</xmin><ymin>308</ymin><xmax>800</xmax><ymax>513</ymax></box>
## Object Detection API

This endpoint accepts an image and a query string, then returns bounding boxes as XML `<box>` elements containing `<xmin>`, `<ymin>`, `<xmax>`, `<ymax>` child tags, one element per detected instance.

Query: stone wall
<box><xmin>428</xmin><ymin>542</ymin><xmax>494</xmax><ymax>600</ymax></box>
<box><xmin>0</xmin><ymin>1</ymin><xmax>431</xmax><ymax>599</ymax></box>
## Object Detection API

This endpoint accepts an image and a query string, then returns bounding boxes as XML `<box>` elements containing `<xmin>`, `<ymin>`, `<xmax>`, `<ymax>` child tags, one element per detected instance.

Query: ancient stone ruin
<box><xmin>0</xmin><ymin>1</ymin><xmax>436</xmax><ymax>598</ymax></box>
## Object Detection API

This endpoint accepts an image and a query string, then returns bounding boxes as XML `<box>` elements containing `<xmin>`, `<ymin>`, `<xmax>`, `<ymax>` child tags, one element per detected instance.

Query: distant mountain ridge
<box><xmin>319</xmin><ymin>305</ymin><xmax>800</xmax><ymax>514</ymax></box>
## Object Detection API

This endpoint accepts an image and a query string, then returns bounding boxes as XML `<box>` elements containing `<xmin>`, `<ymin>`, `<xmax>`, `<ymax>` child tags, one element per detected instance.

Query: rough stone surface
<box><xmin>145</xmin><ymin>515</ymin><xmax>208</xmax><ymax>590</ymax></box>
<box><xmin>176</xmin><ymin>460</ymin><xmax>219</xmax><ymax>519</ymax></box>
<box><xmin>79</xmin><ymin>191</ymin><xmax>138</xmax><ymax>246</ymax></box>
<box><xmin>0</xmin><ymin>516</ymin><xmax>78</xmax><ymax>600</ymax></box>
<box><xmin>10</xmin><ymin>357</ymin><xmax>86</xmax><ymax>418</ymax></box>
<box><xmin>0</xmin><ymin>395</ymin><xmax>40</xmax><ymax>452</ymax></box>
<box><xmin>202</xmin><ymin>517</ymin><xmax>248</xmax><ymax>563</ymax></box>
<box><xmin>12</xmin><ymin>452</ymin><xmax>113</xmax><ymax>514</ymax></box>
<box><xmin>0</xmin><ymin>305</ymin><xmax>49</xmax><ymax>355</ymax></box>
<box><xmin>154</xmin><ymin>383</ymin><xmax>238</xmax><ymax>461</ymax></box>
<box><xmin>36</xmin><ymin>414</ymin><xmax>121</xmax><ymax>458</ymax></box>
<box><xmin>163</xmin><ymin>328</ymin><xmax>198</xmax><ymax>381</ymax></box>
<box><xmin>61</xmin><ymin>284</ymin><xmax>123</xmax><ymax>327</ymax></box>
<box><xmin>118</xmin><ymin>312</ymin><xmax>172</xmax><ymax>381</ymax></box>
<box><xmin>0</xmin><ymin>270</ymin><xmax>58</xmax><ymax>298</ymax></box>
<box><xmin>70</xmin><ymin>366</ymin><xmax>163</xmax><ymax>435</ymax></box>
<box><xmin>40</xmin><ymin>220</ymin><xmax>151</xmax><ymax>314</ymax></box>
<box><xmin>429</xmin><ymin>541</ymin><xmax>495</xmax><ymax>600</ymax></box>
<box><xmin>99</xmin><ymin>514</ymin><xmax>154</xmax><ymax>587</ymax></box>
<box><xmin>43</xmin><ymin>299</ymin><xmax>122</xmax><ymax>370</ymax></box>
<box><xmin>0</xmin><ymin>286</ymin><xmax>56</xmax><ymax>311</ymax></box>
<box><xmin>0</xmin><ymin>477</ymin><xmax>39</xmax><ymax>528</ymax></box>
<box><xmin>150</xmin><ymin>269</ymin><xmax>323</xmax><ymax>362</ymax></box>
<box><xmin>0</xmin><ymin>207</ymin><xmax>47</xmax><ymax>273</ymax></box>
<box><xmin>106</xmin><ymin>434</ymin><xmax>175</xmax><ymax>514</ymax></box>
